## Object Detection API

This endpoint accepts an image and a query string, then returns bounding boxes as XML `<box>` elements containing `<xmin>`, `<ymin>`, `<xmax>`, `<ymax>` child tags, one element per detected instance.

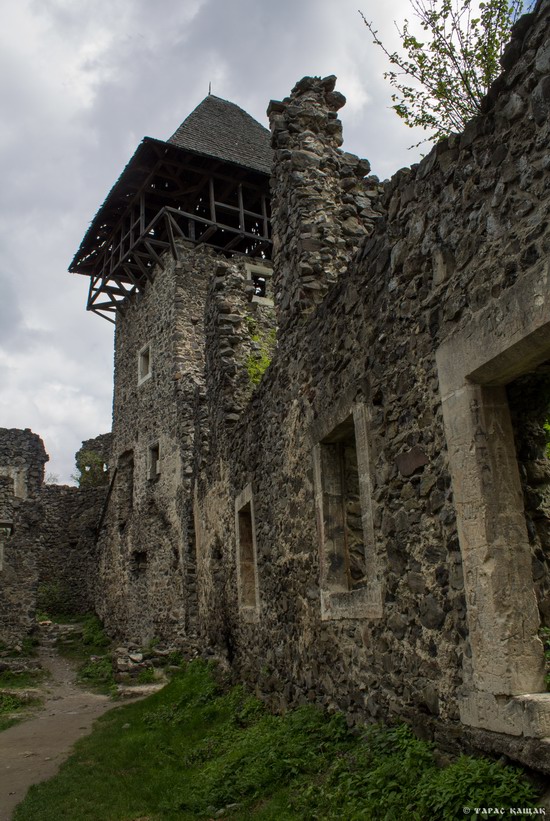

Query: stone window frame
<box><xmin>0</xmin><ymin>467</ymin><xmax>27</xmax><ymax>499</ymax></box>
<box><xmin>311</xmin><ymin>400</ymin><xmax>383</xmax><ymax>621</ymax></box>
<box><xmin>245</xmin><ymin>262</ymin><xmax>273</xmax><ymax>306</ymax></box>
<box><xmin>436</xmin><ymin>262</ymin><xmax>550</xmax><ymax>739</ymax></box>
<box><xmin>147</xmin><ymin>442</ymin><xmax>161</xmax><ymax>482</ymax></box>
<box><xmin>137</xmin><ymin>342</ymin><xmax>152</xmax><ymax>385</ymax></box>
<box><xmin>235</xmin><ymin>484</ymin><xmax>260</xmax><ymax>622</ymax></box>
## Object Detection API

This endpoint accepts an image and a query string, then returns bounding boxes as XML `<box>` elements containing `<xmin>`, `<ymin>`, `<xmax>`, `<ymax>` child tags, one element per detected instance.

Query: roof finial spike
<box><xmin>208</xmin><ymin>81</ymin><xmax>212</xmax><ymax>95</ymax></box>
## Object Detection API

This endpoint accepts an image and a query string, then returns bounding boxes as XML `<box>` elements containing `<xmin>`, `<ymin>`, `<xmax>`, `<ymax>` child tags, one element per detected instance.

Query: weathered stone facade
<box><xmin>38</xmin><ymin>483</ymin><xmax>106</xmax><ymax>616</ymax></box>
<box><xmin>3</xmin><ymin>0</ymin><xmax>549</xmax><ymax>775</ymax></box>
<box><xmin>0</xmin><ymin>429</ymin><xmax>109</xmax><ymax>642</ymax></box>
<box><xmin>95</xmin><ymin>247</ymin><xmax>216</xmax><ymax>644</ymax></box>
<box><xmin>191</xmin><ymin>0</ymin><xmax>550</xmax><ymax>773</ymax></box>
<box><xmin>0</xmin><ymin>429</ymin><xmax>48</xmax><ymax>645</ymax></box>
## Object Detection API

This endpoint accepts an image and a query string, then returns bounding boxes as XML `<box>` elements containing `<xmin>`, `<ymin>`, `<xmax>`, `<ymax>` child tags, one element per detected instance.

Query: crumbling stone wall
<box><xmin>0</xmin><ymin>429</ymin><xmax>48</xmax><ymax>645</ymax></box>
<box><xmin>267</xmin><ymin>75</ymin><xmax>383</xmax><ymax>330</ymax></box>
<box><xmin>37</xmin><ymin>483</ymin><xmax>107</xmax><ymax>616</ymax></box>
<box><xmin>0</xmin><ymin>428</ymin><xmax>110</xmax><ymax>639</ymax></box>
<box><xmin>193</xmin><ymin>0</ymin><xmax>550</xmax><ymax>774</ymax></box>
<box><xmin>0</xmin><ymin>427</ymin><xmax>48</xmax><ymax>499</ymax></box>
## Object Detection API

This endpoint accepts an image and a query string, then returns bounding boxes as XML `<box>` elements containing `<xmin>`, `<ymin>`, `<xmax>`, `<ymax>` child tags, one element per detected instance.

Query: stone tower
<box><xmin>69</xmin><ymin>95</ymin><xmax>274</xmax><ymax>644</ymax></box>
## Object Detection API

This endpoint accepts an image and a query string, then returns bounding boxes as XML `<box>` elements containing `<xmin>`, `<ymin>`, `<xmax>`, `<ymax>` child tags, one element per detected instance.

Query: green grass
<box><xmin>0</xmin><ymin>666</ymin><xmax>46</xmax><ymax>732</ymax></box>
<box><xmin>55</xmin><ymin>614</ymin><xmax>116</xmax><ymax>694</ymax></box>
<box><xmin>12</xmin><ymin>661</ymin><xmax>541</xmax><ymax>821</ymax></box>
<box><xmin>0</xmin><ymin>691</ymin><xmax>42</xmax><ymax>733</ymax></box>
<box><xmin>0</xmin><ymin>668</ymin><xmax>47</xmax><ymax>689</ymax></box>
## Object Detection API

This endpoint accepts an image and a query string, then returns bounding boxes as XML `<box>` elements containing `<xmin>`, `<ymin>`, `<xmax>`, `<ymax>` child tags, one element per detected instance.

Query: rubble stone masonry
<box><xmin>1</xmin><ymin>0</ymin><xmax>549</xmax><ymax>775</ymax></box>
<box><xmin>0</xmin><ymin>429</ymin><xmax>48</xmax><ymax>645</ymax></box>
<box><xmin>193</xmin><ymin>0</ymin><xmax>550</xmax><ymax>773</ymax></box>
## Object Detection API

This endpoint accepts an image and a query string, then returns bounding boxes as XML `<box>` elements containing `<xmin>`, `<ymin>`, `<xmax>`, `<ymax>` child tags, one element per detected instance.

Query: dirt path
<box><xmin>0</xmin><ymin>646</ymin><xmax>114</xmax><ymax>821</ymax></box>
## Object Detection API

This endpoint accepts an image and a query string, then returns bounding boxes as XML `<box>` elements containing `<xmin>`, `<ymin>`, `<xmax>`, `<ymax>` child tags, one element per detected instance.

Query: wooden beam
<box><xmin>131</xmin><ymin>252</ymin><xmax>155</xmax><ymax>282</ymax></box>
<box><xmin>238</xmin><ymin>184</ymin><xmax>245</xmax><ymax>232</ymax></box>
<box><xmin>262</xmin><ymin>195</ymin><xmax>269</xmax><ymax>240</ymax></box>
<box><xmin>209</xmin><ymin>177</ymin><xmax>216</xmax><ymax>223</ymax></box>
<box><xmin>140</xmin><ymin>193</ymin><xmax>145</xmax><ymax>233</ymax></box>
<box><xmin>143</xmin><ymin>240</ymin><xmax>163</xmax><ymax>266</ymax></box>
<box><xmin>223</xmin><ymin>233</ymin><xmax>245</xmax><ymax>251</ymax></box>
<box><xmin>119</xmin><ymin>263</ymin><xmax>141</xmax><ymax>288</ymax></box>
<box><xmin>164</xmin><ymin>206</ymin><xmax>271</xmax><ymax>245</ymax></box>
<box><xmin>166</xmin><ymin>210</ymin><xmax>188</xmax><ymax>241</ymax></box>
<box><xmin>196</xmin><ymin>224</ymin><xmax>218</xmax><ymax>245</ymax></box>
<box><xmin>164</xmin><ymin>212</ymin><xmax>179</xmax><ymax>261</ymax></box>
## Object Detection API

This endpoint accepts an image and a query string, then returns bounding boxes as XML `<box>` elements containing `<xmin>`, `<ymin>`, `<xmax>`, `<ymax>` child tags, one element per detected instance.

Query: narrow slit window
<box><xmin>132</xmin><ymin>550</ymin><xmax>148</xmax><ymax>574</ymax></box>
<box><xmin>235</xmin><ymin>486</ymin><xmax>260</xmax><ymax>619</ymax></box>
<box><xmin>148</xmin><ymin>443</ymin><xmax>160</xmax><ymax>481</ymax></box>
<box><xmin>138</xmin><ymin>343</ymin><xmax>152</xmax><ymax>384</ymax></box>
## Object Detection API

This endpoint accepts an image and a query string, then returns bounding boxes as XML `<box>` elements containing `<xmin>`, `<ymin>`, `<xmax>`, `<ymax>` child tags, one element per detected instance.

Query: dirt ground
<box><xmin>0</xmin><ymin>646</ymin><xmax>114</xmax><ymax>821</ymax></box>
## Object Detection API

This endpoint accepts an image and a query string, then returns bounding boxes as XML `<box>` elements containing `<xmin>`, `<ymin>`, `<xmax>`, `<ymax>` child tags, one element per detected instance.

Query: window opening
<box><xmin>148</xmin><ymin>443</ymin><xmax>160</xmax><ymax>481</ymax></box>
<box><xmin>132</xmin><ymin>550</ymin><xmax>147</xmax><ymax>574</ymax></box>
<box><xmin>253</xmin><ymin>275</ymin><xmax>267</xmax><ymax>298</ymax></box>
<box><xmin>312</xmin><ymin>403</ymin><xmax>382</xmax><ymax>621</ymax></box>
<box><xmin>245</xmin><ymin>263</ymin><xmax>273</xmax><ymax>305</ymax></box>
<box><xmin>235</xmin><ymin>486</ymin><xmax>260</xmax><ymax>618</ymax></box>
<box><xmin>506</xmin><ymin>367</ymin><xmax>550</xmax><ymax>628</ymax></box>
<box><xmin>319</xmin><ymin>416</ymin><xmax>366</xmax><ymax>592</ymax></box>
<box><xmin>435</xmin><ymin>268</ymin><xmax>550</xmax><ymax>738</ymax></box>
<box><xmin>138</xmin><ymin>343</ymin><xmax>152</xmax><ymax>384</ymax></box>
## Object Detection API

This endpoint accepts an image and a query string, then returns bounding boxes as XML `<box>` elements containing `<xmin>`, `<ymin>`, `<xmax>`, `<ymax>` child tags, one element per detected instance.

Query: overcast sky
<box><xmin>0</xmin><ymin>0</ymin><xmax>428</xmax><ymax>483</ymax></box>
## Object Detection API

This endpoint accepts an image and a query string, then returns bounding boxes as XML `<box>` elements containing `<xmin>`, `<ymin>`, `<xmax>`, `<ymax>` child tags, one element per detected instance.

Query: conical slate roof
<box><xmin>168</xmin><ymin>94</ymin><xmax>272</xmax><ymax>175</ymax></box>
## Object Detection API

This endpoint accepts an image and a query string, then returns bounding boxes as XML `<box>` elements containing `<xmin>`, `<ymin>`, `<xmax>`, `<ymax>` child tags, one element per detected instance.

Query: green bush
<box><xmin>81</xmin><ymin>615</ymin><xmax>110</xmax><ymax>650</ymax></box>
<box><xmin>78</xmin><ymin>657</ymin><xmax>114</xmax><ymax>691</ymax></box>
<box><xmin>416</xmin><ymin>754</ymin><xmax>538</xmax><ymax>820</ymax></box>
<box><xmin>0</xmin><ymin>691</ymin><xmax>41</xmax><ymax>732</ymax></box>
<box><xmin>36</xmin><ymin>582</ymin><xmax>70</xmax><ymax>618</ymax></box>
<box><xmin>72</xmin><ymin>449</ymin><xmax>109</xmax><ymax>488</ymax></box>
<box><xmin>0</xmin><ymin>692</ymin><xmax>27</xmax><ymax>714</ymax></box>
<box><xmin>137</xmin><ymin>667</ymin><xmax>155</xmax><ymax>684</ymax></box>
<box><xmin>293</xmin><ymin>723</ymin><xmax>539</xmax><ymax>821</ymax></box>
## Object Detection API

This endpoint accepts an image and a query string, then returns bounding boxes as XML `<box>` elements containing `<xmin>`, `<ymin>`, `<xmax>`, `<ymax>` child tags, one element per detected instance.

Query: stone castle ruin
<box><xmin>1</xmin><ymin>0</ymin><xmax>550</xmax><ymax>773</ymax></box>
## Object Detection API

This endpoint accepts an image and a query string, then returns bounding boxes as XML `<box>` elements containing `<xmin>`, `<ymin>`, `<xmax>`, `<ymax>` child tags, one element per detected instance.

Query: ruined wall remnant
<box><xmin>267</xmin><ymin>75</ymin><xmax>383</xmax><ymax>329</ymax></box>
<box><xmin>74</xmin><ymin>433</ymin><xmax>112</xmax><ymax>487</ymax></box>
<box><xmin>37</xmin><ymin>434</ymin><xmax>110</xmax><ymax>616</ymax></box>
<box><xmin>0</xmin><ymin>429</ymin><xmax>48</xmax><ymax>645</ymax></box>
<box><xmin>0</xmin><ymin>428</ymin><xmax>48</xmax><ymax>500</ymax></box>
<box><xmin>0</xmin><ymin>428</ymin><xmax>110</xmax><ymax>641</ymax></box>
<box><xmin>38</xmin><ymin>483</ymin><xmax>107</xmax><ymax>616</ymax></box>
